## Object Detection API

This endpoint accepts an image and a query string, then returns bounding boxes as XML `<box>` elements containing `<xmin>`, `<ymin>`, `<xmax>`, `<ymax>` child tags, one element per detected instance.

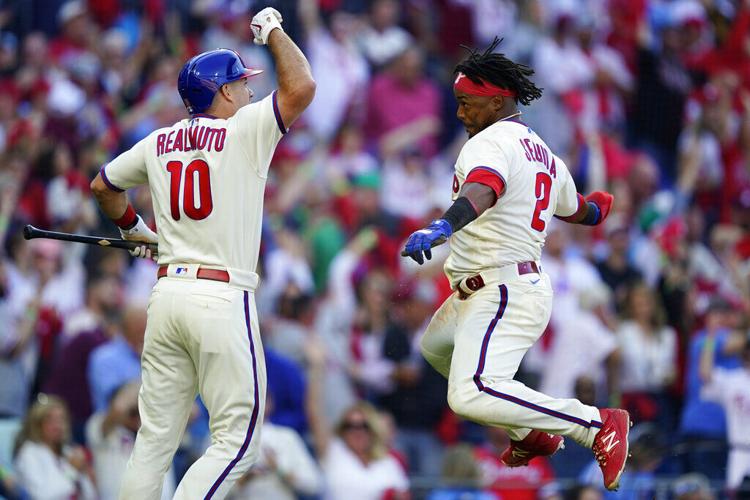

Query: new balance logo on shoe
<box><xmin>600</xmin><ymin>430</ymin><xmax>620</xmax><ymax>453</ymax></box>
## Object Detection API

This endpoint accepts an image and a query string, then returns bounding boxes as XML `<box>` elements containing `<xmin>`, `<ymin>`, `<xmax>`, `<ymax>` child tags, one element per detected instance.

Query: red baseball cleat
<box><xmin>500</xmin><ymin>430</ymin><xmax>565</xmax><ymax>467</ymax></box>
<box><xmin>593</xmin><ymin>408</ymin><xmax>632</xmax><ymax>490</ymax></box>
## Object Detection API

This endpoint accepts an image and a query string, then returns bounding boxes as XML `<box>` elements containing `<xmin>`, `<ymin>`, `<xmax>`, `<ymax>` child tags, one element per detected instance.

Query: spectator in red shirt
<box><xmin>49</xmin><ymin>1</ymin><xmax>97</xmax><ymax>67</ymax></box>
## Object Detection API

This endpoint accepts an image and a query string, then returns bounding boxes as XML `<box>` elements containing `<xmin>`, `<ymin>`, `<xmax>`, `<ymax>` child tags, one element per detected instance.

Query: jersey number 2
<box><xmin>166</xmin><ymin>160</ymin><xmax>213</xmax><ymax>221</ymax></box>
<box><xmin>531</xmin><ymin>172</ymin><xmax>552</xmax><ymax>232</ymax></box>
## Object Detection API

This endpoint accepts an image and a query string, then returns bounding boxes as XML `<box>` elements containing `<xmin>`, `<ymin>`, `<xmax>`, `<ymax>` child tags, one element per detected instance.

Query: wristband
<box><xmin>114</xmin><ymin>204</ymin><xmax>138</xmax><ymax>230</ymax></box>
<box><xmin>579</xmin><ymin>202</ymin><xmax>601</xmax><ymax>226</ymax></box>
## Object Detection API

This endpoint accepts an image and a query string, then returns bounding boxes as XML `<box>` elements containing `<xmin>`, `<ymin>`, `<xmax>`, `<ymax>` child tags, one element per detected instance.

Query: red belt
<box><xmin>157</xmin><ymin>265</ymin><xmax>230</xmax><ymax>283</ymax></box>
<box><xmin>458</xmin><ymin>261</ymin><xmax>541</xmax><ymax>299</ymax></box>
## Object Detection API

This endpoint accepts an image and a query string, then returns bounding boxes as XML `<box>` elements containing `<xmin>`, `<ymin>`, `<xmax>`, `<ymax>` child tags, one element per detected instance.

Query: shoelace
<box><xmin>511</xmin><ymin>448</ymin><xmax>531</xmax><ymax>458</ymax></box>
<box><xmin>592</xmin><ymin>432</ymin><xmax>613</xmax><ymax>467</ymax></box>
<box><xmin>593</xmin><ymin>445</ymin><xmax>608</xmax><ymax>466</ymax></box>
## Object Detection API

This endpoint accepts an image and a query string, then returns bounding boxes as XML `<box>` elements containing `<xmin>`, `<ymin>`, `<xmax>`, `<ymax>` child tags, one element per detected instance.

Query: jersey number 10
<box><xmin>531</xmin><ymin>172</ymin><xmax>552</xmax><ymax>232</ymax></box>
<box><xmin>166</xmin><ymin>159</ymin><xmax>214</xmax><ymax>221</ymax></box>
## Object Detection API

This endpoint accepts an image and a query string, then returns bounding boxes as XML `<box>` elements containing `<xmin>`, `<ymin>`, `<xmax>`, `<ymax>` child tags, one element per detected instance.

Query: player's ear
<box><xmin>219</xmin><ymin>83</ymin><xmax>232</xmax><ymax>102</ymax></box>
<box><xmin>491</xmin><ymin>95</ymin><xmax>504</xmax><ymax>112</ymax></box>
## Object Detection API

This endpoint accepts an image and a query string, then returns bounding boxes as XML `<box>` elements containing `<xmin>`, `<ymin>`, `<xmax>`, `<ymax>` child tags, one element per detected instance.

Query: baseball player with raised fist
<box><xmin>402</xmin><ymin>38</ymin><xmax>630</xmax><ymax>491</ymax></box>
<box><xmin>90</xmin><ymin>7</ymin><xmax>315</xmax><ymax>499</ymax></box>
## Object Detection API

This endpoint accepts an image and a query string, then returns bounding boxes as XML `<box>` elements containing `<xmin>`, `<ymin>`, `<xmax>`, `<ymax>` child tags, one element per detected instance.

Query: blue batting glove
<box><xmin>403</xmin><ymin>219</ymin><xmax>452</xmax><ymax>265</ymax></box>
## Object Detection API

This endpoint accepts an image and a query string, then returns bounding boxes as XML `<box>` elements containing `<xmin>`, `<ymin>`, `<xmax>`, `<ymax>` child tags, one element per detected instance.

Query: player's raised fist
<box><xmin>585</xmin><ymin>191</ymin><xmax>614</xmax><ymax>225</ymax></box>
<box><xmin>402</xmin><ymin>219</ymin><xmax>452</xmax><ymax>265</ymax></box>
<box><xmin>251</xmin><ymin>7</ymin><xmax>284</xmax><ymax>45</ymax></box>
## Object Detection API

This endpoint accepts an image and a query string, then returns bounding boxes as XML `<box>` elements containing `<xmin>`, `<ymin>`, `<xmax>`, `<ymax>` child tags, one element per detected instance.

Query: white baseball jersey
<box><xmin>420</xmin><ymin>117</ymin><xmax>605</xmax><ymax>458</ymax></box>
<box><xmin>112</xmin><ymin>92</ymin><xmax>285</xmax><ymax>498</ymax></box>
<box><xmin>444</xmin><ymin>119</ymin><xmax>580</xmax><ymax>284</ymax></box>
<box><xmin>102</xmin><ymin>92</ymin><xmax>285</xmax><ymax>282</ymax></box>
<box><xmin>702</xmin><ymin>367</ymin><xmax>750</xmax><ymax>488</ymax></box>
<box><xmin>702</xmin><ymin>367</ymin><xmax>750</xmax><ymax>448</ymax></box>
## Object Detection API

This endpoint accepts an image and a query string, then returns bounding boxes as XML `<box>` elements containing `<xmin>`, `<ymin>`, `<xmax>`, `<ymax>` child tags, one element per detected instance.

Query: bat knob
<box><xmin>23</xmin><ymin>225</ymin><xmax>35</xmax><ymax>240</ymax></box>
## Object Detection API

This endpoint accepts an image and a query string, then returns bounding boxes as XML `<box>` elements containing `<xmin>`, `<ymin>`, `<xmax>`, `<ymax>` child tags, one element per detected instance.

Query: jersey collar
<box><xmin>506</xmin><ymin>116</ymin><xmax>529</xmax><ymax>126</ymax></box>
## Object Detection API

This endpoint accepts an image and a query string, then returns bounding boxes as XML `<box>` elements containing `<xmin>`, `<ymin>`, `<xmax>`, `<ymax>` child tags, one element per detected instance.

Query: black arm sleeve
<box><xmin>442</xmin><ymin>197</ymin><xmax>479</xmax><ymax>233</ymax></box>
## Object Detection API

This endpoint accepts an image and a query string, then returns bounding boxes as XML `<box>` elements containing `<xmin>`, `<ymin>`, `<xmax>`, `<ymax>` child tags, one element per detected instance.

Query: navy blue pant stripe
<box><xmin>472</xmin><ymin>284</ymin><xmax>509</xmax><ymax>389</ymax></box>
<box><xmin>204</xmin><ymin>291</ymin><xmax>260</xmax><ymax>499</ymax></box>
<box><xmin>472</xmin><ymin>284</ymin><xmax>602</xmax><ymax>429</ymax></box>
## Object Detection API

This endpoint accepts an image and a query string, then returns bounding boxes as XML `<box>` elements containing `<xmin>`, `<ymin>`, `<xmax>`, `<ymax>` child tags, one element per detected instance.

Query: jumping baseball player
<box><xmin>89</xmin><ymin>8</ymin><xmax>315</xmax><ymax>499</ymax></box>
<box><xmin>402</xmin><ymin>38</ymin><xmax>630</xmax><ymax>491</ymax></box>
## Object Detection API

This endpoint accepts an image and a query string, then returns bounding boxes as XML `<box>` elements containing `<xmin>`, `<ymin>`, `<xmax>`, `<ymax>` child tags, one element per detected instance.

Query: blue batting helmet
<box><xmin>177</xmin><ymin>49</ymin><xmax>263</xmax><ymax>115</ymax></box>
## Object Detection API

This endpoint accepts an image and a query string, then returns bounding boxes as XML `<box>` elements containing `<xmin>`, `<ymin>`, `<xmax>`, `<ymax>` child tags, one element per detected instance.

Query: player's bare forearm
<box><xmin>557</xmin><ymin>201</ymin><xmax>592</xmax><ymax>224</ymax></box>
<box><xmin>268</xmin><ymin>29</ymin><xmax>316</xmax><ymax>127</ymax></box>
<box><xmin>445</xmin><ymin>182</ymin><xmax>496</xmax><ymax>233</ymax></box>
<box><xmin>459</xmin><ymin>183</ymin><xmax>496</xmax><ymax>218</ymax></box>
<box><xmin>557</xmin><ymin>191</ymin><xmax>614</xmax><ymax>226</ymax></box>
<box><xmin>91</xmin><ymin>173</ymin><xmax>158</xmax><ymax>256</ymax></box>
<box><xmin>90</xmin><ymin>174</ymin><xmax>129</xmax><ymax>220</ymax></box>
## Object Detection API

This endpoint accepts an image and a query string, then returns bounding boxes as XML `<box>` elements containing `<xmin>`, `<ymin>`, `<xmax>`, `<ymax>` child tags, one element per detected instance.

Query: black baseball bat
<box><xmin>23</xmin><ymin>225</ymin><xmax>158</xmax><ymax>253</ymax></box>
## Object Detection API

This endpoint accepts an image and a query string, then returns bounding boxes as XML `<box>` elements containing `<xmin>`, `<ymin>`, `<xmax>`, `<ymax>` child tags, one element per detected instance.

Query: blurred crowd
<box><xmin>1</xmin><ymin>0</ymin><xmax>750</xmax><ymax>498</ymax></box>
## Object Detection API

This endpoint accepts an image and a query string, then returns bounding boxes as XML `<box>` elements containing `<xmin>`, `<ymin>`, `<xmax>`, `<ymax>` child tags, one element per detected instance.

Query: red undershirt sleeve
<box><xmin>465</xmin><ymin>166</ymin><xmax>506</xmax><ymax>199</ymax></box>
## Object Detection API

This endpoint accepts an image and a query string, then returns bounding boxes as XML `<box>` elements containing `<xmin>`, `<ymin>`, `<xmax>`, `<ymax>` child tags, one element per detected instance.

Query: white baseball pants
<box><xmin>120</xmin><ymin>274</ymin><xmax>266</xmax><ymax>500</ymax></box>
<box><xmin>421</xmin><ymin>266</ymin><xmax>602</xmax><ymax>448</ymax></box>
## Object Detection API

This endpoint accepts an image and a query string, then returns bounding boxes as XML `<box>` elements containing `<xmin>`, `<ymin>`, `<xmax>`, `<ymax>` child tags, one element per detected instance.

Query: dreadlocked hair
<box><xmin>454</xmin><ymin>37</ymin><xmax>543</xmax><ymax>106</ymax></box>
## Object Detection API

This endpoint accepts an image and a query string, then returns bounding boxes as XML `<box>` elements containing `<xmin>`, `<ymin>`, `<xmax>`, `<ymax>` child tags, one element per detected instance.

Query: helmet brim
<box><xmin>241</xmin><ymin>68</ymin><xmax>263</xmax><ymax>78</ymax></box>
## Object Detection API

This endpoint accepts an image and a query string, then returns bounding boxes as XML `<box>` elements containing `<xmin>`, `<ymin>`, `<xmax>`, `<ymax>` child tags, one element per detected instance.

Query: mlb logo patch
<box><xmin>176</xmin><ymin>267</ymin><xmax>188</xmax><ymax>274</ymax></box>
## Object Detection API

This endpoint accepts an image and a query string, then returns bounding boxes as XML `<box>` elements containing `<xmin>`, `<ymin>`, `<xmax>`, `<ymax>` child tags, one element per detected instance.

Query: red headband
<box><xmin>453</xmin><ymin>72</ymin><xmax>517</xmax><ymax>98</ymax></box>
